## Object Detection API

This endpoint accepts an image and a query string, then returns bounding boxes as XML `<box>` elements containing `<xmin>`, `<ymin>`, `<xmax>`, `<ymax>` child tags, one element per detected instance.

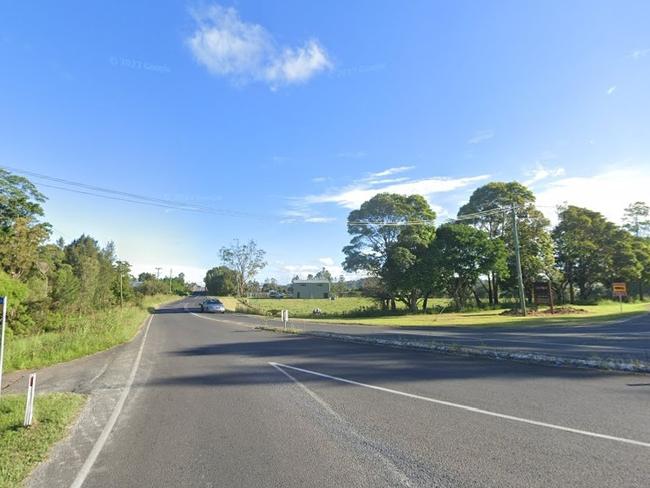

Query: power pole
<box><xmin>511</xmin><ymin>206</ymin><xmax>527</xmax><ymax>316</ymax></box>
<box><xmin>169</xmin><ymin>268</ymin><xmax>173</xmax><ymax>294</ymax></box>
<box><xmin>119</xmin><ymin>273</ymin><xmax>124</xmax><ymax>308</ymax></box>
<box><xmin>155</xmin><ymin>267</ymin><xmax>162</xmax><ymax>280</ymax></box>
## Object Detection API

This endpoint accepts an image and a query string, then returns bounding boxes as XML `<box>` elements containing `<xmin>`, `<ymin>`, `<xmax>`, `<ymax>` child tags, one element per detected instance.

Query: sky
<box><xmin>1</xmin><ymin>1</ymin><xmax>649</xmax><ymax>284</ymax></box>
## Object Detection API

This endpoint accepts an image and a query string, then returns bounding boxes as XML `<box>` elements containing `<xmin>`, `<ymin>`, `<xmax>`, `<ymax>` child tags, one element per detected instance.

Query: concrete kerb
<box><xmin>255</xmin><ymin>326</ymin><xmax>650</xmax><ymax>374</ymax></box>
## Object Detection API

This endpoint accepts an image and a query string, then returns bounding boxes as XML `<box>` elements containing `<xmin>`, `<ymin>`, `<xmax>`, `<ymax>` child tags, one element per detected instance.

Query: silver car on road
<box><xmin>199</xmin><ymin>299</ymin><xmax>226</xmax><ymax>313</ymax></box>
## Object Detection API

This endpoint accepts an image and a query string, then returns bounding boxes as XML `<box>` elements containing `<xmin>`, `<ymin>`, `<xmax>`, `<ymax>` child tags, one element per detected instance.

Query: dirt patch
<box><xmin>499</xmin><ymin>306</ymin><xmax>588</xmax><ymax>316</ymax></box>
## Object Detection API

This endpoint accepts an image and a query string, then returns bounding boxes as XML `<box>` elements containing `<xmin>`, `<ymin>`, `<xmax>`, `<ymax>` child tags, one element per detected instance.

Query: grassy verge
<box><xmin>0</xmin><ymin>392</ymin><xmax>86</xmax><ymax>488</ymax></box>
<box><xmin>4</xmin><ymin>294</ymin><xmax>177</xmax><ymax>373</ymax></box>
<box><xmin>223</xmin><ymin>296</ymin><xmax>450</xmax><ymax>318</ymax></box>
<box><xmin>312</xmin><ymin>301</ymin><xmax>650</xmax><ymax>328</ymax></box>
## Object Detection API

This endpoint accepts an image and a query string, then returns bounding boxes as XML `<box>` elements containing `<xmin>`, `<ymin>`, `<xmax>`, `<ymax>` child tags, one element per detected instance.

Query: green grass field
<box><xmin>4</xmin><ymin>294</ymin><xmax>178</xmax><ymax>373</ymax></box>
<box><xmin>0</xmin><ymin>392</ymin><xmax>86</xmax><ymax>488</ymax></box>
<box><xmin>315</xmin><ymin>301</ymin><xmax>650</xmax><ymax>328</ymax></box>
<box><xmin>222</xmin><ymin>296</ymin><xmax>452</xmax><ymax>318</ymax></box>
<box><xmin>220</xmin><ymin>296</ymin><xmax>649</xmax><ymax>328</ymax></box>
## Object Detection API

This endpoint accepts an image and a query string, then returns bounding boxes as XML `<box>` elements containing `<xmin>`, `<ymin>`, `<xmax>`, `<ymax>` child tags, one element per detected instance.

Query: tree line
<box><xmin>0</xmin><ymin>169</ymin><xmax>189</xmax><ymax>335</ymax></box>
<box><xmin>342</xmin><ymin>183</ymin><xmax>650</xmax><ymax>312</ymax></box>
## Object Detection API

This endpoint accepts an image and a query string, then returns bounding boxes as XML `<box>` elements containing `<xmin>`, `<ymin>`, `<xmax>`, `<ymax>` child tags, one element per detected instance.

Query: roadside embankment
<box><xmin>3</xmin><ymin>294</ymin><xmax>178</xmax><ymax>373</ymax></box>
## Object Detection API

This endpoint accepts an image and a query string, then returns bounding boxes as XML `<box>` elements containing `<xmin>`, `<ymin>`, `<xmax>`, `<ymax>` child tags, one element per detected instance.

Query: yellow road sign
<box><xmin>612</xmin><ymin>282</ymin><xmax>627</xmax><ymax>297</ymax></box>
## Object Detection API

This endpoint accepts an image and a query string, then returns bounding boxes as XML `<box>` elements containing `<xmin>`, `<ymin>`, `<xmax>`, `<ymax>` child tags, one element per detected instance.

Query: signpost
<box><xmin>612</xmin><ymin>282</ymin><xmax>627</xmax><ymax>313</ymax></box>
<box><xmin>0</xmin><ymin>296</ymin><xmax>6</xmax><ymax>398</ymax></box>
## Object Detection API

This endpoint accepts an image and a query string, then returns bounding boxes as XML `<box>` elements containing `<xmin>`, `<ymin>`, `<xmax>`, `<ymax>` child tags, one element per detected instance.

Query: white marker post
<box><xmin>0</xmin><ymin>296</ymin><xmax>7</xmax><ymax>398</ymax></box>
<box><xmin>24</xmin><ymin>373</ymin><xmax>36</xmax><ymax>427</ymax></box>
<box><xmin>282</xmin><ymin>310</ymin><xmax>289</xmax><ymax>330</ymax></box>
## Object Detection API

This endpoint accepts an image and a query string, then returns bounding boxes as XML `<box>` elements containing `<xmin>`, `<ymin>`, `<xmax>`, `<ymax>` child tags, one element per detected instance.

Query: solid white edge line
<box><xmin>69</xmin><ymin>314</ymin><xmax>154</xmax><ymax>488</ymax></box>
<box><xmin>269</xmin><ymin>362</ymin><xmax>650</xmax><ymax>449</ymax></box>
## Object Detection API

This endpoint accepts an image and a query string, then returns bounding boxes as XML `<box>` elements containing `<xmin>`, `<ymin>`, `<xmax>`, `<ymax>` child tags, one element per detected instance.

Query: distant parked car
<box><xmin>268</xmin><ymin>290</ymin><xmax>284</xmax><ymax>299</ymax></box>
<box><xmin>199</xmin><ymin>299</ymin><xmax>226</xmax><ymax>314</ymax></box>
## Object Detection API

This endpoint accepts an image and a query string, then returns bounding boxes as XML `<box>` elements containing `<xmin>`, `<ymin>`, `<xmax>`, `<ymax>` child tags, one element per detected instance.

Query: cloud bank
<box><xmin>187</xmin><ymin>4</ymin><xmax>332</xmax><ymax>87</ymax></box>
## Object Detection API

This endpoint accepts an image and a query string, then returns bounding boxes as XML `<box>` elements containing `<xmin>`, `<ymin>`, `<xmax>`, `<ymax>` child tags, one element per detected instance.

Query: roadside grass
<box><xmin>0</xmin><ymin>392</ymin><xmax>86</xmax><ymax>488</ymax></box>
<box><xmin>4</xmin><ymin>295</ymin><xmax>177</xmax><ymax>373</ymax></box>
<box><xmin>223</xmin><ymin>296</ymin><xmax>450</xmax><ymax>318</ymax></box>
<box><xmin>315</xmin><ymin>301</ymin><xmax>650</xmax><ymax>328</ymax></box>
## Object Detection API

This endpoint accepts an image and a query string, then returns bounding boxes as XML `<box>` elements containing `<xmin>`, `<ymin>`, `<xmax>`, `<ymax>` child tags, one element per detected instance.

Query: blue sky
<box><xmin>1</xmin><ymin>1</ymin><xmax>649</xmax><ymax>283</ymax></box>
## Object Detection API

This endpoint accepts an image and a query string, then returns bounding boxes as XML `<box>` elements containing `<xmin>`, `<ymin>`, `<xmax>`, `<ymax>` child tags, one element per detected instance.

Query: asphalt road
<box><xmin>221</xmin><ymin>304</ymin><xmax>650</xmax><ymax>363</ymax></box>
<box><xmin>70</xmin><ymin>297</ymin><xmax>649</xmax><ymax>487</ymax></box>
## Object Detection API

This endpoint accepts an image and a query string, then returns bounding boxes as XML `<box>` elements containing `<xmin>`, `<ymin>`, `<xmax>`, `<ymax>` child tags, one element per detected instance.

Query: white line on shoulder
<box><xmin>269</xmin><ymin>362</ymin><xmax>650</xmax><ymax>448</ymax></box>
<box><xmin>70</xmin><ymin>315</ymin><xmax>154</xmax><ymax>488</ymax></box>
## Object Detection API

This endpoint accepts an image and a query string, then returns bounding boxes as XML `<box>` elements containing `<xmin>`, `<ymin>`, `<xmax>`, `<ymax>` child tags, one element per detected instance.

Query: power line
<box><xmin>2</xmin><ymin>165</ymin><xmax>272</xmax><ymax>221</ymax></box>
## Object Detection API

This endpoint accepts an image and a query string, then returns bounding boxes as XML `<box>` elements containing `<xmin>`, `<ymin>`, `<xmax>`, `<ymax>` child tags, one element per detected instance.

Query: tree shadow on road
<box><xmin>143</xmin><ymin>332</ymin><xmax>649</xmax><ymax>394</ymax></box>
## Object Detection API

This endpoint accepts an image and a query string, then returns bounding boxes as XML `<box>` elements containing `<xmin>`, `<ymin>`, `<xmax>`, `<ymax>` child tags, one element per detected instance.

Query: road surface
<box><xmin>213</xmin><ymin>301</ymin><xmax>650</xmax><ymax>363</ymax></box>
<box><xmin>42</xmin><ymin>297</ymin><xmax>650</xmax><ymax>487</ymax></box>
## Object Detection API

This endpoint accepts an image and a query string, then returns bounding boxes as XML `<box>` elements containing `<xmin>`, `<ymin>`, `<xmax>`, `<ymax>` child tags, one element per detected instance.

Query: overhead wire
<box><xmin>3</xmin><ymin>165</ymin><xmax>272</xmax><ymax>221</ymax></box>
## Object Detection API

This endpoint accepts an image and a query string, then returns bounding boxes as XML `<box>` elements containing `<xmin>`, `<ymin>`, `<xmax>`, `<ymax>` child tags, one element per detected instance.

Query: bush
<box><xmin>0</xmin><ymin>271</ymin><xmax>34</xmax><ymax>334</ymax></box>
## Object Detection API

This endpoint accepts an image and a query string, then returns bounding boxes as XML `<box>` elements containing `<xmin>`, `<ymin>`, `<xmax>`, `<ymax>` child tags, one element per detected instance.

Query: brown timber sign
<box><xmin>533</xmin><ymin>281</ymin><xmax>554</xmax><ymax>311</ymax></box>
<box><xmin>612</xmin><ymin>282</ymin><xmax>627</xmax><ymax>298</ymax></box>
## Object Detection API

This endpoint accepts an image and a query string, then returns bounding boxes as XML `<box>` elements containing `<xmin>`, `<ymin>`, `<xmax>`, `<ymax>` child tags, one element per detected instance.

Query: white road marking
<box><xmin>269</xmin><ymin>362</ymin><xmax>413</xmax><ymax>487</ymax></box>
<box><xmin>270</xmin><ymin>362</ymin><xmax>650</xmax><ymax>449</ymax></box>
<box><xmin>190</xmin><ymin>312</ymin><xmax>258</xmax><ymax>329</ymax></box>
<box><xmin>69</xmin><ymin>315</ymin><xmax>154</xmax><ymax>488</ymax></box>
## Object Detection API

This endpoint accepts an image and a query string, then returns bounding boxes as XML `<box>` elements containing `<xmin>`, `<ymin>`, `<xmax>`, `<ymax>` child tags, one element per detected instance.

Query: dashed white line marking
<box><xmin>270</xmin><ymin>362</ymin><xmax>650</xmax><ymax>449</ymax></box>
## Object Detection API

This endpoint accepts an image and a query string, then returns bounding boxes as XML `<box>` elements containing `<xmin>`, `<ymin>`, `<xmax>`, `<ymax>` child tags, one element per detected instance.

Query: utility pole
<box><xmin>511</xmin><ymin>206</ymin><xmax>527</xmax><ymax>316</ymax></box>
<box><xmin>155</xmin><ymin>267</ymin><xmax>162</xmax><ymax>280</ymax></box>
<box><xmin>169</xmin><ymin>268</ymin><xmax>173</xmax><ymax>294</ymax></box>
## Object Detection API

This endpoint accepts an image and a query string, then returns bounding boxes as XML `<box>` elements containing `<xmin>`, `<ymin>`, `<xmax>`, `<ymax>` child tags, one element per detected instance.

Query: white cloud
<box><xmin>318</xmin><ymin>257</ymin><xmax>335</xmax><ymax>266</ymax></box>
<box><xmin>535</xmin><ymin>165</ymin><xmax>650</xmax><ymax>224</ymax></box>
<box><xmin>304</xmin><ymin>216</ymin><xmax>336</xmax><ymax>223</ymax></box>
<box><xmin>280</xmin><ymin>208</ymin><xmax>335</xmax><ymax>224</ymax></box>
<box><xmin>369</xmin><ymin>166</ymin><xmax>414</xmax><ymax>178</ymax></box>
<box><xmin>187</xmin><ymin>4</ymin><xmax>332</xmax><ymax>87</ymax></box>
<box><xmin>607</xmin><ymin>85</ymin><xmax>617</xmax><ymax>95</ymax></box>
<box><xmin>523</xmin><ymin>164</ymin><xmax>565</xmax><ymax>187</ymax></box>
<box><xmin>468</xmin><ymin>130</ymin><xmax>495</xmax><ymax>144</ymax></box>
<box><xmin>629</xmin><ymin>48</ymin><xmax>650</xmax><ymax>59</ymax></box>
<box><xmin>302</xmin><ymin>174</ymin><xmax>490</xmax><ymax>210</ymax></box>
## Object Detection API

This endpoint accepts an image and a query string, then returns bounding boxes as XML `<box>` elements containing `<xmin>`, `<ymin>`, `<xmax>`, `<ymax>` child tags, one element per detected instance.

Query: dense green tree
<box><xmin>634</xmin><ymin>238</ymin><xmax>650</xmax><ymax>300</ymax></box>
<box><xmin>0</xmin><ymin>216</ymin><xmax>51</xmax><ymax>279</ymax></box>
<box><xmin>0</xmin><ymin>169</ymin><xmax>47</xmax><ymax>230</ymax></box>
<box><xmin>552</xmin><ymin>206</ymin><xmax>635</xmax><ymax>302</ymax></box>
<box><xmin>430</xmin><ymin>224</ymin><xmax>507</xmax><ymax>310</ymax></box>
<box><xmin>0</xmin><ymin>270</ymin><xmax>34</xmax><ymax>334</ymax></box>
<box><xmin>50</xmin><ymin>264</ymin><xmax>81</xmax><ymax>310</ymax></box>
<box><xmin>138</xmin><ymin>272</ymin><xmax>156</xmax><ymax>282</ymax></box>
<box><xmin>458</xmin><ymin>182</ymin><xmax>553</xmax><ymax>304</ymax></box>
<box><xmin>204</xmin><ymin>266</ymin><xmax>238</xmax><ymax>296</ymax></box>
<box><xmin>0</xmin><ymin>170</ymin><xmax>52</xmax><ymax>279</ymax></box>
<box><xmin>343</xmin><ymin>193</ymin><xmax>436</xmax><ymax>310</ymax></box>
